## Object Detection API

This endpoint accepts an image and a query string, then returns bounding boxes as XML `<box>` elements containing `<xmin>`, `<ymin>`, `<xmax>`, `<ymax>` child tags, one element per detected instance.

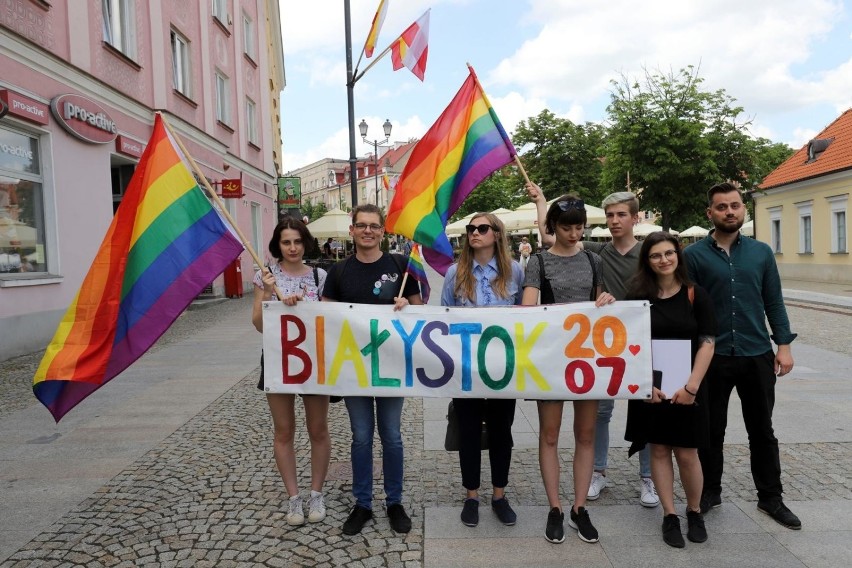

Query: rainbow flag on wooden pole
<box><xmin>32</xmin><ymin>114</ymin><xmax>246</xmax><ymax>422</ymax></box>
<box><xmin>385</xmin><ymin>64</ymin><xmax>517</xmax><ymax>274</ymax></box>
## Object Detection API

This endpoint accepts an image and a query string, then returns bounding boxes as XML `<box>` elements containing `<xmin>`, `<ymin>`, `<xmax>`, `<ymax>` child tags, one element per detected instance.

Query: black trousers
<box><xmin>453</xmin><ymin>397</ymin><xmax>516</xmax><ymax>491</ymax></box>
<box><xmin>699</xmin><ymin>351</ymin><xmax>783</xmax><ymax>502</ymax></box>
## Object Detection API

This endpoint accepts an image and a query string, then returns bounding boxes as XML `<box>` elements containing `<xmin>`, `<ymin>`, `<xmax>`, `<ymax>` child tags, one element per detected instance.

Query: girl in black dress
<box><xmin>624</xmin><ymin>232</ymin><xmax>716</xmax><ymax>548</ymax></box>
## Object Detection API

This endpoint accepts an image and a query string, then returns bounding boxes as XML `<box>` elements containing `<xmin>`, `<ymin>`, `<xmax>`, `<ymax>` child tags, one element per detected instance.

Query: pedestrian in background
<box><xmin>440</xmin><ymin>212</ymin><xmax>525</xmax><ymax>529</ymax></box>
<box><xmin>251</xmin><ymin>218</ymin><xmax>330</xmax><ymax>526</ymax></box>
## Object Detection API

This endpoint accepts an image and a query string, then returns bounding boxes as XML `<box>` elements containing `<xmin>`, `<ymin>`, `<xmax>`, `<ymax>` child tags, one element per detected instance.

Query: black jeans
<box><xmin>699</xmin><ymin>351</ymin><xmax>783</xmax><ymax>501</ymax></box>
<box><xmin>453</xmin><ymin>397</ymin><xmax>516</xmax><ymax>491</ymax></box>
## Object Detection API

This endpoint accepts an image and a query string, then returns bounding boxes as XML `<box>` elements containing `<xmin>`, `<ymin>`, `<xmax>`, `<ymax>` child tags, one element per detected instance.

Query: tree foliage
<box><xmin>300</xmin><ymin>200</ymin><xmax>328</xmax><ymax>223</ymax></box>
<box><xmin>452</xmin><ymin>166</ymin><xmax>524</xmax><ymax>221</ymax></box>
<box><xmin>513</xmin><ymin>110</ymin><xmax>608</xmax><ymax>204</ymax></box>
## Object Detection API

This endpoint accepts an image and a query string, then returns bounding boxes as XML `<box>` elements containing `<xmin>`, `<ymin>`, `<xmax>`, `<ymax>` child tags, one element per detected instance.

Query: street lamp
<box><xmin>359</xmin><ymin>118</ymin><xmax>392</xmax><ymax>208</ymax></box>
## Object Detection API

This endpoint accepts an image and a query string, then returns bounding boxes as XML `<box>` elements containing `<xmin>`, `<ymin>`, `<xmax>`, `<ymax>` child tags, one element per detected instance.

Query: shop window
<box><xmin>0</xmin><ymin>126</ymin><xmax>46</xmax><ymax>274</ymax></box>
<box><xmin>102</xmin><ymin>0</ymin><xmax>137</xmax><ymax>59</ymax></box>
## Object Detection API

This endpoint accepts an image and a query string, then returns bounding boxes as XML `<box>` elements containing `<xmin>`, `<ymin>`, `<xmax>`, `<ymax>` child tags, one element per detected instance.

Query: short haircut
<box><xmin>268</xmin><ymin>217</ymin><xmax>316</xmax><ymax>260</ymax></box>
<box><xmin>707</xmin><ymin>182</ymin><xmax>741</xmax><ymax>206</ymax></box>
<box><xmin>544</xmin><ymin>193</ymin><xmax>586</xmax><ymax>234</ymax></box>
<box><xmin>351</xmin><ymin>203</ymin><xmax>384</xmax><ymax>225</ymax></box>
<box><xmin>601</xmin><ymin>191</ymin><xmax>639</xmax><ymax>215</ymax></box>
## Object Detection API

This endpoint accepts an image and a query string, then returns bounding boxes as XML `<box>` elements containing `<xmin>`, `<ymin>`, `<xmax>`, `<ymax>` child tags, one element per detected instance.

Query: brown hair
<box><xmin>454</xmin><ymin>212</ymin><xmax>514</xmax><ymax>302</ymax></box>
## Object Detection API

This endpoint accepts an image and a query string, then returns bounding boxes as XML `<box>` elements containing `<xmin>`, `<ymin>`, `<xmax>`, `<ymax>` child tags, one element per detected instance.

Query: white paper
<box><xmin>651</xmin><ymin>340</ymin><xmax>692</xmax><ymax>397</ymax></box>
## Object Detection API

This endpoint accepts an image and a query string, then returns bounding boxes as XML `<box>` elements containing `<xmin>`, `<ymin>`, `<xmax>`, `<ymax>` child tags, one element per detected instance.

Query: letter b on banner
<box><xmin>280</xmin><ymin>315</ymin><xmax>312</xmax><ymax>384</ymax></box>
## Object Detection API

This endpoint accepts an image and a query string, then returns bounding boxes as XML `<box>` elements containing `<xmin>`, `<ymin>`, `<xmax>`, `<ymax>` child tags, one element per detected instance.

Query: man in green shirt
<box><xmin>684</xmin><ymin>182</ymin><xmax>800</xmax><ymax>530</ymax></box>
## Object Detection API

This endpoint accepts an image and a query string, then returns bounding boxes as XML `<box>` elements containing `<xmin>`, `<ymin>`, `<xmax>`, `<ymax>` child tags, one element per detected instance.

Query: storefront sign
<box><xmin>0</xmin><ymin>90</ymin><xmax>49</xmax><ymax>125</ymax></box>
<box><xmin>50</xmin><ymin>94</ymin><xmax>118</xmax><ymax>144</ymax></box>
<box><xmin>115</xmin><ymin>135</ymin><xmax>144</xmax><ymax>158</ymax></box>
<box><xmin>221</xmin><ymin>178</ymin><xmax>243</xmax><ymax>198</ymax></box>
<box><xmin>278</xmin><ymin>176</ymin><xmax>301</xmax><ymax>206</ymax></box>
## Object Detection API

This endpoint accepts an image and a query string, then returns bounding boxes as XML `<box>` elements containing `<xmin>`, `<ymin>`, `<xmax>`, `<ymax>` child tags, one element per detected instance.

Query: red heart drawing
<box><xmin>629</xmin><ymin>345</ymin><xmax>641</xmax><ymax>355</ymax></box>
<box><xmin>628</xmin><ymin>384</ymin><xmax>639</xmax><ymax>394</ymax></box>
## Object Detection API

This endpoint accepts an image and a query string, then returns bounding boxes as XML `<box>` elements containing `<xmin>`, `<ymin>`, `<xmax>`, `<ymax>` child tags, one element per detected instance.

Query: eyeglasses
<box><xmin>556</xmin><ymin>199</ymin><xmax>585</xmax><ymax>211</ymax></box>
<box><xmin>648</xmin><ymin>249</ymin><xmax>677</xmax><ymax>262</ymax></box>
<box><xmin>466</xmin><ymin>224</ymin><xmax>495</xmax><ymax>235</ymax></box>
<box><xmin>353</xmin><ymin>222</ymin><xmax>384</xmax><ymax>231</ymax></box>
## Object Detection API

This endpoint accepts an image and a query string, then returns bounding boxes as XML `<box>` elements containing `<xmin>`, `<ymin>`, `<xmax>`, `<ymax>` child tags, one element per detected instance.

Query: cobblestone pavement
<box><xmin>1</xmin><ymin>297</ymin><xmax>851</xmax><ymax>566</ymax></box>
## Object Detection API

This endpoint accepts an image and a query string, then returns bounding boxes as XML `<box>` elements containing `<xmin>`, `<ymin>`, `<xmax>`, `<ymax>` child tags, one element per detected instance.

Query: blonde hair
<box><xmin>454</xmin><ymin>212</ymin><xmax>514</xmax><ymax>302</ymax></box>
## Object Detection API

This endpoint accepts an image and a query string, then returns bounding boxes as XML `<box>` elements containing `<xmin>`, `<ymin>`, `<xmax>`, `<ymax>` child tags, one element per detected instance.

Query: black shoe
<box><xmin>342</xmin><ymin>505</ymin><xmax>373</xmax><ymax>535</ymax></box>
<box><xmin>491</xmin><ymin>497</ymin><xmax>517</xmax><ymax>526</ymax></box>
<box><xmin>545</xmin><ymin>507</ymin><xmax>565</xmax><ymax>543</ymax></box>
<box><xmin>686</xmin><ymin>510</ymin><xmax>707</xmax><ymax>543</ymax></box>
<box><xmin>699</xmin><ymin>491</ymin><xmax>721</xmax><ymax>513</ymax></box>
<box><xmin>387</xmin><ymin>503</ymin><xmax>412</xmax><ymax>533</ymax></box>
<box><xmin>662</xmin><ymin>514</ymin><xmax>685</xmax><ymax>548</ymax></box>
<box><xmin>461</xmin><ymin>498</ymin><xmax>479</xmax><ymax>527</ymax></box>
<box><xmin>568</xmin><ymin>506</ymin><xmax>599</xmax><ymax>543</ymax></box>
<box><xmin>757</xmin><ymin>499</ymin><xmax>801</xmax><ymax>530</ymax></box>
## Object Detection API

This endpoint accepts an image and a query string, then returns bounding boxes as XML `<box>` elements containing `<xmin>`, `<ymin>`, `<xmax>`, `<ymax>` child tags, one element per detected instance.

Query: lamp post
<box><xmin>359</xmin><ymin>118</ymin><xmax>392</xmax><ymax>209</ymax></box>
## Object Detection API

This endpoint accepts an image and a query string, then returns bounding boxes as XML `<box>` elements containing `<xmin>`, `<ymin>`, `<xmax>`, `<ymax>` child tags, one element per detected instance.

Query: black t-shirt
<box><xmin>646</xmin><ymin>285</ymin><xmax>717</xmax><ymax>358</ymax></box>
<box><xmin>323</xmin><ymin>252</ymin><xmax>420</xmax><ymax>304</ymax></box>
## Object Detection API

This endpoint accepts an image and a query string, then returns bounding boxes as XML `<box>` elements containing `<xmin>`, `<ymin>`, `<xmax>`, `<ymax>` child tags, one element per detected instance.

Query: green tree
<box><xmin>513</xmin><ymin>110</ymin><xmax>607</xmax><ymax>204</ymax></box>
<box><xmin>300</xmin><ymin>201</ymin><xmax>328</xmax><ymax>222</ymax></box>
<box><xmin>602</xmin><ymin>65</ymin><xmax>757</xmax><ymax>230</ymax></box>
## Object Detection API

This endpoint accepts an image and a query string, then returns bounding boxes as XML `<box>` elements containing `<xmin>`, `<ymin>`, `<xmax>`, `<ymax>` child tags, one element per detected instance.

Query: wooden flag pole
<box><xmin>158</xmin><ymin>113</ymin><xmax>285</xmax><ymax>300</ymax></box>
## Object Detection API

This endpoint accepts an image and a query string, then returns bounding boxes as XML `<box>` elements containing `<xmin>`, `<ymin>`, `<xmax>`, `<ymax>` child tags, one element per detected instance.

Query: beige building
<box><xmin>756</xmin><ymin>109</ymin><xmax>851</xmax><ymax>284</ymax></box>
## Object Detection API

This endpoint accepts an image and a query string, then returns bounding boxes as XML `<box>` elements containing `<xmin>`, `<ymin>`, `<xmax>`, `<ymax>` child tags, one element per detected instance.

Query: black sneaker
<box><xmin>662</xmin><ymin>514</ymin><xmax>685</xmax><ymax>548</ymax></box>
<box><xmin>342</xmin><ymin>505</ymin><xmax>373</xmax><ymax>535</ymax></box>
<box><xmin>387</xmin><ymin>503</ymin><xmax>412</xmax><ymax>533</ymax></box>
<box><xmin>545</xmin><ymin>507</ymin><xmax>565</xmax><ymax>543</ymax></box>
<box><xmin>757</xmin><ymin>499</ymin><xmax>801</xmax><ymax>530</ymax></box>
<box><xmin>568</xmin><ymin>506</ymin><xmax>599</xmax><ymax>543</ymax></box>
<box><xmin>461</xmin><ymin>498</ymin><xmax>479</xmax><ymax>527</ymax></box>
<box><xmin>491</xmin><ymin>497</ymin><xmax>517</xmax><ymax>526</ymax></box>
<box><xmin>699</xmin><ymin>491</ymin><xmax>721</xmax><ymax>513</ymax></box>
<box><xmin>686</xmin><ymin>510</ymin><xmax>707</xmax><ymax>543</ymax></box>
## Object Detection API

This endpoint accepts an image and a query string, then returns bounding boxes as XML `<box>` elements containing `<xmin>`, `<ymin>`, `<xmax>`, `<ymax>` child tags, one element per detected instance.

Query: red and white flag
<box><xmin>390</xmin><ymin>9</ymin><xmax>429</xmax><ymax>81</ymax></box>
<box><xmin>364</xmin><ymin>0</ymin><xmax>388</xmax><ymax>58</ymax></box>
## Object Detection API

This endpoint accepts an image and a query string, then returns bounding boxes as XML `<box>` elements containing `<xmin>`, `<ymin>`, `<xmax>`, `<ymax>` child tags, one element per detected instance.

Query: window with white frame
<box><xmin>215</xmin><ymin>72</ymin><xmax>229</xmax><ymax>124</ymax></box>
<box><xmin>170</xmin><ymin>29</ymin><xmax>191</xmax><ymax>97</ymax></box>
<box><xmin>828</xmin><ymin>195</ymin><xmax>848</xmax><ymax>253</ymax></box>
<box><xmin>243</xmin><ymin>13</ymin><xmax>255</xmax><ymax>59</ymax></box>
<box><xmin>245</xmin><ymin>98</ymin><xmax>258</xmax><ymax>145</ymax></box>
<box><xmin>212</xmin><ymin>0</ymin><xmax>228</xmax><ymax>24</ymax></box>
<box><xmin>768</xmin><ymin>206</ymin><xmax>782</xmax><ymax>253</ymax></box>
<box><xmin>250</xmin><ymin>202</ymin><xmax>262</xmax><ymax>257</ymax></box>
<box><xmin>797</xmin><ymin>201</ymin><xmax>813</xmax><ymax>254</ymax></box>
<box><xmin>102</xmin><ymin>0</ymin><xmax>137</xmax><ymax>59</ymax></box>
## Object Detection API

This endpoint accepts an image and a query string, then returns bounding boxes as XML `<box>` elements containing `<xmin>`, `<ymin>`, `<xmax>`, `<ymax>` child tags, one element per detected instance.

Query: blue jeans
<box><xmin>595</xmin><ymin>399</ymin><xmax>651</xmax><ymax>478</ymax></box>
<box><xmin>344</xmin><ymin>396</ymin><xmax>405</xmax><ymax>509</ymax></box>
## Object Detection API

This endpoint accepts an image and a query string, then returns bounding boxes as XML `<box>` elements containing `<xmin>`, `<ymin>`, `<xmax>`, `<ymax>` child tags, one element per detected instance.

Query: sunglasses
<box><xmin>556</xmin><ymin>198</ymin><xmax>585</xmax><ymax>211</ymax></box>
<box><xmin>466</xmin><ymin>223</ymin><xmax>495</xmax><ymax>235</ymax></box>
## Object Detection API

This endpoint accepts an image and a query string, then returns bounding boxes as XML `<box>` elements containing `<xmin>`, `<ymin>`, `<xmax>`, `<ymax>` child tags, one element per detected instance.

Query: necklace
<box><xmin>657</xmin><ymin>282</ymin><xmax>681</xmax><ymax>299</ymax></box>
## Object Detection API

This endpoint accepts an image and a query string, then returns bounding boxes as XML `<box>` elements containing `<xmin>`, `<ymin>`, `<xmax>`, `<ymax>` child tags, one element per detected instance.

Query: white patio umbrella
<box><xmin>678</xmin><ymin>225</ymin><xmax>710</xmax><ymax>238</ymax></box>
<box><xmin>633</xmin><ymin>224</ymin><xmax>678</xmax><ymax>237</ymax></box>
<box><xmin>305</xmin><ymin>207</ymin><xmax>352</xmax><ymax>238</ymax></box>
<box><xmin>741</xmin><ymin>220</ymin><xmax>754</xmax><ymax>236</ymax></box>
<box><xmin>0</xmin><ymin>218</ymin><xmax>37</xmax><ymax>248</ymax></box>
<box><xmin>590</xmin><ymin>226</ymin><xmax>612</xmax><ymax>238</ymax></box>
<box><xmin>446</xmin><ymin>212</ymin><xmax>477</xmax><ymax>235</ymax></box>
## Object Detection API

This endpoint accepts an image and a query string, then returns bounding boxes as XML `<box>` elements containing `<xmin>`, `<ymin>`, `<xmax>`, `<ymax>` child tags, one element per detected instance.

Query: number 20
<box><xmin>563</xmin><ymin>314</ymin><xmax>627</xmax><ymax>358</ymax></box>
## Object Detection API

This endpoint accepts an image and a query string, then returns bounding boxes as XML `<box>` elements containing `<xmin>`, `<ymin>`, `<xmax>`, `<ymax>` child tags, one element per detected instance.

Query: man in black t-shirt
<box><xmin>322</xmin><ymin>204</ymin><xmax>422</xmax><ymax>536</ymax></box>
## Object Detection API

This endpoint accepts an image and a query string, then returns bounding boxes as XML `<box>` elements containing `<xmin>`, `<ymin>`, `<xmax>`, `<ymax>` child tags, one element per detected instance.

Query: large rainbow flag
<box><xmin>32</xmin><ymin>114</ymin><xmax>244</xmax><ymax>422</ymax></box>
<box><xmin>385</xmin><ymin>66</ymin><xmax>516</xmax><ymax>274</ymax></box>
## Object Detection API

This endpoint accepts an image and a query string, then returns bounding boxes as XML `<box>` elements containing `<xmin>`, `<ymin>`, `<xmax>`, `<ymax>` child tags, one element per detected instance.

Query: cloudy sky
<box><xmin>278</xmin><ymin>0</ymin><xmax>852</xmax><ymax>172</ymax></box>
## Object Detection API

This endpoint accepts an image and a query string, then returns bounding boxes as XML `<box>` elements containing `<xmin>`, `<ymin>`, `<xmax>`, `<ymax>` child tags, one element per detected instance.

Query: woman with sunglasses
<box><xmin>522</xmin><ymin>194</ymin><xmax>615</xmax><ymax>545</ymax></box>
<box><xmin>440</xmin><ymin>212</ymin><xmax>525</xmax><ymax>529</ymax></box>
<box><xmin>624</xmin><ymin>232</ymin><xmax>716</xmax><ymax>548</ymax></box>
<box><xmin>251</xmin><ymin>218</ymin><xmax>330</xmax><ymax>527</ymax></box>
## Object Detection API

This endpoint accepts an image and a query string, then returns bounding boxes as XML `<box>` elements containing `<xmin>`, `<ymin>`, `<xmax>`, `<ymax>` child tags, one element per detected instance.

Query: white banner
<box><xmin>262</xmin><ymin>301</ymin><xmax>653</xmax><ymax>400</ymax></box>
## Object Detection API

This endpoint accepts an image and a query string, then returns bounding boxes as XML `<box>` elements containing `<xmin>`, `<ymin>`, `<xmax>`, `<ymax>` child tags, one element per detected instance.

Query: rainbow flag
<box><xmin>363</xmin><ymin>0</ymin><xmax>388</xmax><ymax>58</ymax></box>
<box><xmin>385</xmin><ymin>66</ymin><xmax>517</xmax><ymax>274</ymax></box>
<box><xmin>404</xmin><ymin>244</ymin><xmax>430</xmax><ymax>303</ymax></box>
<box><xmin>32</xmin><ymin>115</ymin><xmax>244</xmax><ymax>422</ymax></box>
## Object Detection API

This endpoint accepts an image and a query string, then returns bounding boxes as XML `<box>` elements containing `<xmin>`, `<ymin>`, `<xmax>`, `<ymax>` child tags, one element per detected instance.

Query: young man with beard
<box><xmin>684</xmin><ymin>182</ymin><xmax>800</xmax><ymax>530</ymax></box>
<box><xmin>322</xmin><ymin>204</ymin><xmax>423</xmax><ymax>536</ymax></box>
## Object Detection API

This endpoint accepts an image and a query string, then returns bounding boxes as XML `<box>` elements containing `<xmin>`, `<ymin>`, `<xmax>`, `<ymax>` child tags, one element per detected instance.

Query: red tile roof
<box><xmin>760</xmin><ymin>108</ymin><xmax>852</xmax><ymax>190</ymax></box>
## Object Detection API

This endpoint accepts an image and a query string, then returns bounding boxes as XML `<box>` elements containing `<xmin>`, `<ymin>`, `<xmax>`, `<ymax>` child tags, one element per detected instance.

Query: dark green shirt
<box><xmin>582</xmin><ymin>241</ymin><xmax>641</xmax><ymax>300</ymax></box>
<box><xmin>684</xmin><ymin>231</ymin><xmax>796</xmax><ymax>357</ymax></box>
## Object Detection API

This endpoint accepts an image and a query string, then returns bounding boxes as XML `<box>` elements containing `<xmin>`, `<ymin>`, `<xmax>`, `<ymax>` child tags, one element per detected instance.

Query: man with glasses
<box><xmin>527</xmin><ymin>183</ymin><xmax>660</xmax><ymax>509</ymax></box>
<box><xmin>322</xmin><ymin>204</ymin><xmax>423</xmax><ymax>536</ymax></box>
<box><xmin>684</xmin><ymin>182</ymin><xmax>800</xmax><ymax>529</ymax></box>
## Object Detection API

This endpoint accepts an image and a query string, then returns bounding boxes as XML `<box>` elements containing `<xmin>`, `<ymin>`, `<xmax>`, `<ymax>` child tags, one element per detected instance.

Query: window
<box><xmin>102</xmin><ymin>0</ymin><xmax>136</xmax><ymax>59</ymax></box>
<box><xmin>768</xmin><ymin>206</ymin><xmax>782</xmax><ymax>253</ymax></box>
<box><xmin>797</xmin><ymin>201</ymin><xmax>813</xmax><ymax>254</ymax></box>
<box><xmin>250</xmin><ymin>202</ymin><xmax>261</xmax><ymax>256</ymax></box>
<box><xmin>245</xmin><ymin>98</ymin><xmax>258</xmax><ymax>145</ymax></box>
<box><xmin>0</xmin><ymin>126</ymin><xmax>47</xmax><ymax>275</ymax></box>
<box><xmin>170</xmin><ymin>29</ymin><xmax>191</xmax><ymax>97</ymax></box>
<box><xmin>212</xmin><ymin>0</ymin><xmax>227</xmax><ymax>24</ymax></box>
<box><xmin>242</xmin><ymin>13</ymin><xmax>255</xmax><ymax>59</ymax></box>
<box><xmin>828</xmin><ymin>195</ymin><xmax>848</xmax><ymax>253</ymax></box>
<box><xmin>215</xmin><ymin>72</ymin><xmax>229</xmax><ymax>124</ymax></box>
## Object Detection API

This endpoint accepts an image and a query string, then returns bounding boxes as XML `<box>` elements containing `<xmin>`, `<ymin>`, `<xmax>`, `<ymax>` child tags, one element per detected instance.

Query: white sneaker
<box><xmin>587</xmin><ymin>472</ymin><xmax>608</xmax><ymax>500</ymax></box>
<box><xmin>307</xmin><ymin>491</ymin><xmax>326</xmax><ymax>523</ymax></box>
<box><xmin>286</xmin><ymin>495</ymin><xmax>305</xmax><ymax>526</ymax></box>
<box><xmin>639</xmin><ymin>477</ymin><xmax>660</xmax><ymax>508</ymax></box>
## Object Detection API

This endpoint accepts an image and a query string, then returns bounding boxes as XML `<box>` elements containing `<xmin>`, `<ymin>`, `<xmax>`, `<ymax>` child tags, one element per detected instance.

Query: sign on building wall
<box><xmin>278</xmin><ymin>176</ymin><xmax>301</xmax><ymax>207</ymax></box>
<box><xmin>49</xmin><ymin>94</ymin><xmax>118</xmax><ymax>144</ymax></box>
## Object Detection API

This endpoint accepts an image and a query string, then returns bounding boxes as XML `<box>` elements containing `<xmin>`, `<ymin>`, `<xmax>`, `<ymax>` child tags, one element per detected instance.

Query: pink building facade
<box><xmin>0</xmin><ymin>0</ymin><xmax>285</xmax><ymax>359</ymax></box>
